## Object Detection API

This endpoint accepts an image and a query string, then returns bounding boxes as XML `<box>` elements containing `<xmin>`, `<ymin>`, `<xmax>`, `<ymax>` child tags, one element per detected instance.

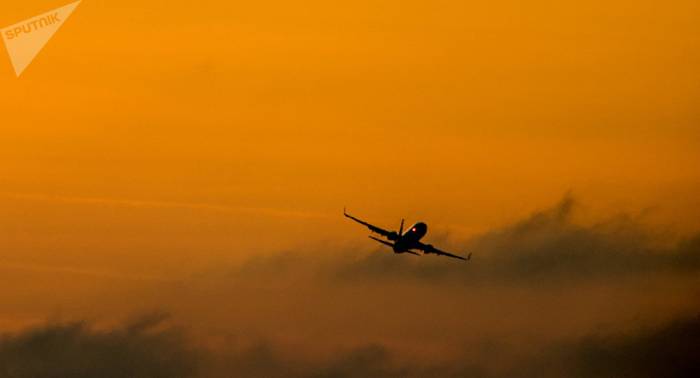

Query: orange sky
<box><xmin>2</xmin><ymin>0</ymin><xmax>699</xmax><ymax>251</ymax></box>
<box><xmin>0</xmin><ymin>1</ymin><xmax>699</xmax><ymax>372</ymax></box>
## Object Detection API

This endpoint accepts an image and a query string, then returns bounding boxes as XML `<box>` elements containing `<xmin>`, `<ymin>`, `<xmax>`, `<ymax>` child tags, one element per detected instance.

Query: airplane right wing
<box><xmin>416</xmin><ymin>242</ymin><xmax>470</xmax><ymax>261</ymax></box>
<box><xmin>344</xmin><ymin>208</ymin><xmax>396</xmax><ymax>239</ymax></box>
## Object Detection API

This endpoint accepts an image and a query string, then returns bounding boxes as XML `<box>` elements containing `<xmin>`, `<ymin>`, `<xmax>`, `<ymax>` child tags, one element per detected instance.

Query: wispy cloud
<box><xmin>0</xmin><ymin>192</ymin><xmax>330</xmax><ymax>220</ymax></box>
<box><xmin>0</xmin><ymin>260</ymin><xmax>174</xmax><ymax>282</ymax></box>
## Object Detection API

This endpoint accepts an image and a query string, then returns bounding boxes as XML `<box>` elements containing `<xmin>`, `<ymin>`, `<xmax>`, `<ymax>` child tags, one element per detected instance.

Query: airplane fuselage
<box><xmin>393</xmin><ymin>222</ymin><xmax>427</xmax><ymax>253</ymax></box>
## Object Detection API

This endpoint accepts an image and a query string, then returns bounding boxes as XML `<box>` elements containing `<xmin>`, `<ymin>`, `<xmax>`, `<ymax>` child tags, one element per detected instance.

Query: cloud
<box><xmin>0</xmin><ymin>312</ymin><xmax>198</xmax><ymax>378</ymax></box>
<box><xmin>0</xmin><ymin>317</ymin><xmax>421</xmax><ymax>378</ymax></box>
<box><xmin>538</xmin><ymin>314</ymin><xmax>700</xmax><ymax>378</ymax></box>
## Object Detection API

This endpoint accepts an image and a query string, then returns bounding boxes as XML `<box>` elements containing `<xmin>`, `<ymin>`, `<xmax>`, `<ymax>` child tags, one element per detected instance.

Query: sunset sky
<box><xmin>1</xmin><ymin>1</ymin><xmax>699</xmax><ymax>376</ymax></box>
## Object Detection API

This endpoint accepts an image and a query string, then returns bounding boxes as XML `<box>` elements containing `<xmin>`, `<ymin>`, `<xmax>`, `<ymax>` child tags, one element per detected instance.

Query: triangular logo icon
<box><xmin>1</xmin><ymin>1</ymin><xmax>81</xmax><ymax>77</ymax></box>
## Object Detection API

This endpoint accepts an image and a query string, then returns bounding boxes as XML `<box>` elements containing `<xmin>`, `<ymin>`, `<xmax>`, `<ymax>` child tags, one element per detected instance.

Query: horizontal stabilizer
<box><xmin>368</xmin><ymin>236</ymin><xmax>394</xmax><ymax>248</ymax></box>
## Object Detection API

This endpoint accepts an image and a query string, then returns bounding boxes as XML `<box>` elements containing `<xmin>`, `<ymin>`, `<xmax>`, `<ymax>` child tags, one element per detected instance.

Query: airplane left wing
<box><xmin>343</xmin><ymin>208</ymin><xmax>395</xmax><ymax>239</ymax></box>
<box><xmin>415</xmin><ymin>242</ymin><xmax>470</xmax><ymax>261</ymax></box>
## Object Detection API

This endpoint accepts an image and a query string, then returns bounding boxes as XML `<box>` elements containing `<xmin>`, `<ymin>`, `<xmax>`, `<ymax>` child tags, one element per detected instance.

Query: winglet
<box><xmin>467</xmin><ymin>253</ymin><xmax>472</xmax><ymax>261</ymax></box>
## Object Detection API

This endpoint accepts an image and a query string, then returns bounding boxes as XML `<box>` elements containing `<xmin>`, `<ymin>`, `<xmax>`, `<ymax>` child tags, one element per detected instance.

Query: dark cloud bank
<box><xmin>2</xmin><ymin>197</ymin><xmax>699</xmax><ymax>377</ymax></box>
<box><xmin>1</xmin><ymin>313</ymin><xmax>699</xmax><ymax>377</ymax></box>
<box><xmin>0</xmin><ymin>313</ymin><xmax>197</xmax><ymax>378</ymax></box>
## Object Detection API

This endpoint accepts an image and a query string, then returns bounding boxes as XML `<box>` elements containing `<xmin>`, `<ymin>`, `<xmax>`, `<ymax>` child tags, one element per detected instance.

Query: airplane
<box><xmin>343</xmin><ymin>208</ymin><xmax>471</xmax><ymax>261</ymax></box>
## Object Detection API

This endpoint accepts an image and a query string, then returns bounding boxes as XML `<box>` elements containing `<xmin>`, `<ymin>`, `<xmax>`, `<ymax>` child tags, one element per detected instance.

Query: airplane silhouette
<box><xmin>344</xmin><ymin>208</ymin><xmax>471</xmax><ymax>261</ymax></box>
